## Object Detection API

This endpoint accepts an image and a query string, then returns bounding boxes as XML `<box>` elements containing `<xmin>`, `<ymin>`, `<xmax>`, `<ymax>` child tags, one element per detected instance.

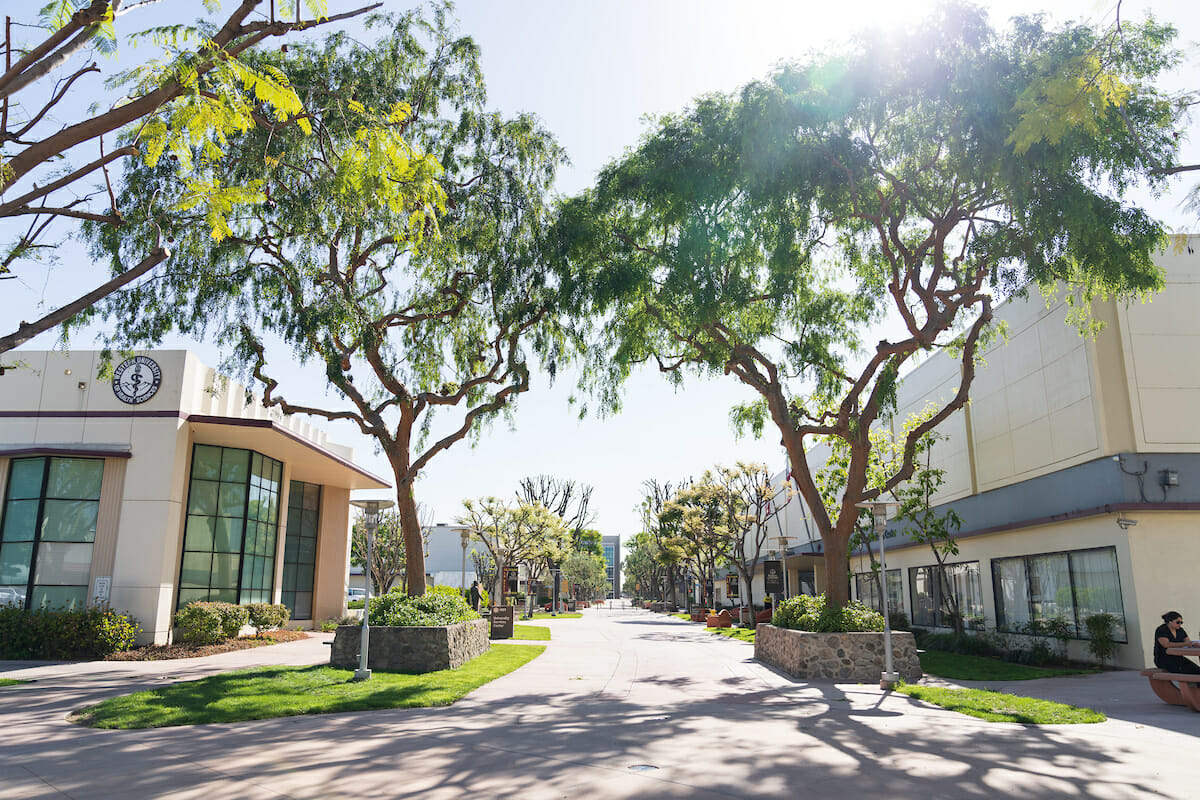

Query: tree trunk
<box><xmin>823</xmin><ymin>526</ymin><xmax>852</xmax><ymax>609</ymax></box>
<box><xmin>394</xmin><ymin>478</ymin><xmax>426</xmax><ymax>596</ymax></box>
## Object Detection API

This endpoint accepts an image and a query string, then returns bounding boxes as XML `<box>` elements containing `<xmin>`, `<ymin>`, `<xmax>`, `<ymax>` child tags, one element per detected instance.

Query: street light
<box><xmin>349</xmin><ymin>498</ymin><xmax>394</xmax><ymax>681</ymax></box>
<box><xmin>459</xmin><ymin>528</ymin><xmax>471</xmax><ymax>591</ymax></box>
<box><xmin>858</xmin><ymin>500</ymin><xmax>899</xmax><ymax>690</ymax></box>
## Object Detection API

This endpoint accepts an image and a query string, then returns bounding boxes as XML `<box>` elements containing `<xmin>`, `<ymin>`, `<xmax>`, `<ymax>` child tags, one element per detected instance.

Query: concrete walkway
<box><xmin>2</xmin><ymin>602</ymin><xmax>1198</xmax><ymax>799</ymax></box>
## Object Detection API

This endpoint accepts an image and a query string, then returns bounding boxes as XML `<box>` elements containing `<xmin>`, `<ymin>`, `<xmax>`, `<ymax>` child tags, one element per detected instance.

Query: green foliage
<box><xmin>0</xmin><ymin>605</ymin><xmax>140</xmax><ymax>659</ymax></box>
<box><xmin>351</xmin><ymin>510</ymin><xmax>408</xmax><ymax>595</ymax></box>
<box><xmin>917</xmin><ymin>631</ymin><xmax>1000</xmax><ymax>658</ymax></box>
<box><xmin>246</xmin><ymin>603</ymin><xmax>291</xmax><ymax>636</ymax></box>
<box><xmin>896</xmin><ymin>684</ymin><xmax>1105</xmax><ymax>724</ymax></box>
<box><xmin>561</xmin><ymin>550</ymin><xmax>607</xmax><ymax>597</ymax></box>
<box><xmin>919</xmin><ymin>649</ymin><xmax>1098</xmax><ymax>681</ymax></box>
<box><xmin>174</xmin><ymin>601</ymin><xmax>250</xmax><ymax>645</ymax></box>
<box><xmin>370</xmin><ymin>590</ymin><xmax>480</xmax><ymax>627</ymax></box>
<box><xmin>1084</xmin><ymin>614</ymin><xmax>1120</xmax><ymax>666</ymax></box>
<box><xmin>772</xmin><ymin>594</ymin><xmax>884</xmax><ymax>633</ymax></box>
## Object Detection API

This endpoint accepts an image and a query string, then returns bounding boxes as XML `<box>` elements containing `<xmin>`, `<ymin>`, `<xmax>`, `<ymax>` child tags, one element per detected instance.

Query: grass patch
<box><xmin>919</xmin><ymin>650</ymin><xmax>1100</xmax><ymax>681</ymax></box>
<box><xmin>523</xmin><ymin>612</ymin><xmax>582</xmax><ymax>620</ymax></box>
<box><xmin>0</xmin><ymin>678</ymin><xmax>29</xmax><ymax>687</ymax></box>
<box><xmin>71</xmin><ymin>644</ymin><xmax>543</xmax><ymax>729</ymax></box>
<box><xmin>710</xmin><ymin>626</ymin><xmax>756</xmax><ymax>643</ymax></box>
<box><xmin>896</xmin><ymin>683</ymin><xmax>1105</xmax><ymax>724</ymax></box>
<box><xmin>513</xmin><ymin>624</ymin><xmax>550</xmax><ymax>640</ymax></box>
<box><xmin>671</xmin><ymin>613</ymin><xmax>691</xmax><ymax>621</ymax></box>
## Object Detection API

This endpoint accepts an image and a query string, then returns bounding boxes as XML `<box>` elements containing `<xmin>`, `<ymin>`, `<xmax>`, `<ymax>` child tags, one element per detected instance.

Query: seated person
<box><xmin>1153</xmin><ymin>611</ymin><xmax>1200</xmax><ymax>675</ymax></box>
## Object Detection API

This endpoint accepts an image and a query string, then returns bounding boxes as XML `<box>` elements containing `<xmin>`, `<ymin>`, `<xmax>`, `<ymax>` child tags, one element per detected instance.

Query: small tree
<box><xmin>458</xmin><ymin>498</ymin><xmax>566</xmax><ymax>607</ymax></box>
<box><xmin>716</xmin><ymin>462</ymin><xmax>788</xmax><ymax>613</ymax></box>
<box><xmin>661</xmin><ymin>475</ymin><xmax>736</xmax><ymax>609</ymax></box>
<box><xmin>562</xmin><ymin>551</ymin><xmax>606</xmax><ymax>602</ymax></box>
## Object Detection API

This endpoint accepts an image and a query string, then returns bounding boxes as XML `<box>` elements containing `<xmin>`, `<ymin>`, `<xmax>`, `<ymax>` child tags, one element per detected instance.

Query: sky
<box><xmin>6</xmin><ymin>0</ymin><xmax>1200</xmax><ymax>545</ymax></box>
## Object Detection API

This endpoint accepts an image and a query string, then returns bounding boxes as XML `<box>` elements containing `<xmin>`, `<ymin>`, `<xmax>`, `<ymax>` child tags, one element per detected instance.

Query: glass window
<box><xmin>854</xmin><ymin>569</ymin><xmax>902</xmax><ymax>617</ymax></box>
<box><xmin>908</xmin><ymin>562</ymin><xmax>981</xmax><ymax>629</ymax></box>
<box><xmin>178</xmin><ymin>446</ymin><xmax>282</xmax><ymax>609</ymax></box>
<box><xmin>281</xmin><ymin>480</ymin><xmax>320</xmax><ymax>620</ymax></box>
<box><xmin>0</xmin><ymin>457</ymin><xmax>103</xmax><ymax>610</ymax></box>
<box><xmin>991</xmin><ymin>547</ymin><xmax>1127</xmax><ymax>642</ymax></box>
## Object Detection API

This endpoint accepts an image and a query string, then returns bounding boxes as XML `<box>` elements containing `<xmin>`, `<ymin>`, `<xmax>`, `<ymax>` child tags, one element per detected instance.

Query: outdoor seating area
<box><xmin>1141</xmin><ymin>645</ymin><xmax>1200</xmax><ymax>712</ymax></box>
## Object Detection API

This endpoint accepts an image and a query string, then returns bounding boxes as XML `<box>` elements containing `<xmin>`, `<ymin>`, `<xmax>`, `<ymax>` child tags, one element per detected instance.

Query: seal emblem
<box><xmin>112</xmin><ymin>356</ymin><xmax>162</xmax><ymax>404</ymax></box>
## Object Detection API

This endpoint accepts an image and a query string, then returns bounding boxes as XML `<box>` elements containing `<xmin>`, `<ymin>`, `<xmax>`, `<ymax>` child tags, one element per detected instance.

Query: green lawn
<box><xmin>71</xmin><ymin>644</ymin><xmax>544</xmax><ymax>729</ymax></box>
<box><xmin>513</xmin><ymin>624</ymin><xmax>550</xmax><ymax>640</ymax></box>
<box><xmin>918</xmin><ymin>650</ymin><xmax>1101</xmax><ymax>681</ymax></box>
<box><xmin>671</xmin><ymin>613</ymin><xmax>691</xmax><ymax>621</ymax></box>
<box><xmin>896</xmin><ymin>683</ymin><xmax>1105</xmax><ymax>724</ymax></box>
<box><xmin>710</xmin><ymin>626</ymin><xmax>756</xmax><ymax>643</ymax></box>
<box><xmin>524</xmin><ymin>612</ymin><xmax>582</xmax><ymax>620</ymax></box>
<box><xmin>0</xmin><ymin>678</ymin><xmax>29</xmax><ymax>687</ymax></box>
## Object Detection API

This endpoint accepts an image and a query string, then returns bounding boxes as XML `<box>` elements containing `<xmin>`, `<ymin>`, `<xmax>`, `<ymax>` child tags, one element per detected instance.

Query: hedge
<box><xmin>0</xmin><ymin>605</ymin><xmax>140</xmax><ymax>659</ymax></box>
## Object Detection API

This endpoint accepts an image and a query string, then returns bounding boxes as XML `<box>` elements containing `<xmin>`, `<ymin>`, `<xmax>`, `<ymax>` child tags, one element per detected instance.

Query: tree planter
<box><xmin>706</xmin><ymin>611</ymin><xmax>733</xmax><ymax>628</ymax></box>
<box><xmin>754</xmin><ymin>625</ymin><xmax>922</xmax><ymax>682</ymax></box>
<box><xmin>689</xmin><ymin>609</ymin><xmax>710</xmax><ymax>622</ymax></box>
<box><xmin>330</xmin><ymin>619</ymin><xmax>489</xmax><ymax>673</ymax></box>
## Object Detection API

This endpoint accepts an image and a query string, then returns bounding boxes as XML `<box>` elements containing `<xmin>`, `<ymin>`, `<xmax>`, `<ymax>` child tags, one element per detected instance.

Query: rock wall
<box><xmin>330</xmin><ymin>619</ymin><xmax>490</xmax><ymax>673</ymax></box>
<box><xmin>754</xmin><ymin>625</ymin><xmax>922</xmax><ymax>682</ymax></box>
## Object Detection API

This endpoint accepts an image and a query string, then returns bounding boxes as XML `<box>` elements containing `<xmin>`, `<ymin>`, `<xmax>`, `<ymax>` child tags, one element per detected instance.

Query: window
<box><xmin>991</xmin><ymin>546</ymin><xmax>1127</xmax><ymax>642</ymax></box>
<box><xmin>0</xmin><ymin>457</ymin><xmax>104</xmax><ymax>610</ymax></box>
<box><xmin>177</xmin><ymin>446</ymin><xmax>282</xmax><ymax>609</ymax></box>
<box><xmin>281</xmin><ymin>480</ymin><xmax>320</xmax><ymax>619</ymax></box>
<box><xmin>908</xmin><ymin>562</ymin><xmax>982</xmax><ymax>629</ymax></box>
<box><xmin>854</xmin><ymin>569</ymin><xmax>903</xmax><ymax>617</ymax></box>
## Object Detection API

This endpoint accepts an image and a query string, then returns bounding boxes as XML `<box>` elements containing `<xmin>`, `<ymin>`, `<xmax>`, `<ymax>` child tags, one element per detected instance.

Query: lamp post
<box><xmin>858</xmin><ymin>500</ymin><xmax>899</xmax><ymax>690</ymax></box>
<box><xmin>460</xmin><ymin>528</ymin><xmax>471</xmax><ymax>591</ymax></box>
<box><xmin>349</xmin><ymin>498</ymin><xmax>393</xmax><ymax>681</ymax></box>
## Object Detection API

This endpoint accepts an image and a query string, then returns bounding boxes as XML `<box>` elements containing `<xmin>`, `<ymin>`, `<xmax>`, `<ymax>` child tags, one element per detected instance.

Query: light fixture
<box><xmin>349</xmin><ymin>498</ymin><xmax>394</xmax><ymax>681</ymax></box>
<box><xmin>1116</xmin><ymin>517</ymin><xmax>1138</xmax><ymax>530</ymax></box>
<box><xmin>856</xmin><ymin>500</ymin><xmax>901</xmax><ymax>690</ymax></box>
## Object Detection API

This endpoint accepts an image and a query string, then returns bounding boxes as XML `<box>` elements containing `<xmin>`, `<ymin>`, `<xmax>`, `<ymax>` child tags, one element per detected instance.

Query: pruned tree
<box><xmin>0</xmin><ymin>0</ymin><xmax>375</xmax><ymax>358</ymax></box>
<box><xmin>351</xmin><ymin>509</ymin><xmax>405</xmax><ymax>594</ymax></box>
<box><xmin>660</xmin><ymin>475</ymin><xmax>735</xmax><ymax>609</ymax></box>
<box><xmin>516</xmin><ymin>475</ymin><xmax>595</xmax><ymax>550</ymax></box>
<box><xmin>555</xmin><ymin>3</ymin><xmax>1184</xmax><ymax>609</ymax></box>
<box><xmin>561</xmin><ymin>550</ymin><xmax>606</xmax><ymax>601</ymax></box>
<box><xmin>80</xmin><ymin>8</ymin><xmax>567</xmax><ymax>597</ymax></box>
<box><xmin>622</xmin><ymin>531</ymin><xmax>663</xmax><ymax>600</ymax></box>
<box><xmin>639</xmin><ymin>478</ymin><xmax>684</xmax><ymax>605</ymax></box>
<box><xmin>717</xmin><ymin>462</ymin><xmax>788</xmax><ymax>613</ymax></box>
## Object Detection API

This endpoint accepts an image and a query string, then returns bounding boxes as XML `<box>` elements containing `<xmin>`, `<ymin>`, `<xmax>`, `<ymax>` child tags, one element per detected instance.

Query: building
<box><xmin>736</xmin><ymin>236</ymin><xmax>1200</xmax><ymax>669</ymax></box>
<box><xmin>0</xmin><ymin>350</ymin><xmax>389</xmax><ymax>643</ymax></box>
<box><xmin>601</xmin><ymin>534</ymin><xmax>621</xmax><ymax>599</ymax></box>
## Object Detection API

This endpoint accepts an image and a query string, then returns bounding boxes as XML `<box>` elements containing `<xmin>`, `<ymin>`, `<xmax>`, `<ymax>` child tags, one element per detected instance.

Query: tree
<box><xmin>0</xmin><ymin>0</ymin><xmax>375</xmax><ymax>358</ymax></box>
<box><xmin>351</xmin><ymin>509</ymin><xmax>405</xmax><ymax>595</ymax></box>
<box><xmin>555</xmin><ymin>3</ymin><xmax>1183</xmax><ymax>609</ymax></box>
<box><xmin>622</xmin><ymin>531</ymin><xmax>663</xmax><ymax>600</ymax></box>
<box><xmin>716</xmin><ymin>462</ymin><xmax>787</xmax><ymax>613</ymax></box>
<box><xmin>660</xmin><ymin>475</ymin><xmax>735</xmax><ymax>609</ymax></box>
<box><xmin>516</xmin><ymin>475</ymin><xmax>595</xmax><ymax>551</ymax></box>
<box><xmin>561</xmin><ymin>550</ymin><xmax>606</xmax><ymax>601</ymax></box>
<box><xmin>81</xmin><ymin>8</ymin><xmax>567</xmax><ymax>596</ymax></box>
<box><xmin>638</xmin><ymin>478</ymin><xmax>685</xmax><ymax>605</ymax></box>
<box><xmin>893</xmin><ymin>431</ymin><xmax>965</xmax><ymax>633</ymax></box>
<box><xmin>458</xmin><ymin>497</ymin><xmax>566</xmax><ymax>607</ymax></box>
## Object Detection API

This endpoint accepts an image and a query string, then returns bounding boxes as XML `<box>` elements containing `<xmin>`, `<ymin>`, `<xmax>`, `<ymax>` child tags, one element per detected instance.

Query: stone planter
<box><xmin>754</xmin><ymin>625</ymin><xmax>922</xmax><ymax>682</ymax></box>
<box><xmin>330</xmin><ymin>619</ymin><xmax>489</xmax><ymax>674</ymax></box>
<box><xmin>706</xmin><ymin>611</ymin><xmax>732</xmax><ymax>628</ymax></box>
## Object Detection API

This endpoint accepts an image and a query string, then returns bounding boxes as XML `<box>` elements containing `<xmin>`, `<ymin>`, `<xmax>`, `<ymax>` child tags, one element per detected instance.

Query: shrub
<box><xmin>919</xmin><ymin>631</ymin><xmax>999</xmax><ymax>657</ymax></box>
<box><xmin>1085</xmin><ymin>613</ymin><xmax>1120</xmax><ymax>666</ymax></box>
<box><xmin>370</xmin><ymin>590</ymin><xmax>480</xmax><ymax>627</ymax></box>
<box><xmin>246</xmin><ymin>603</ymin><xmax>290</xmax><ymax>636</ymax></box>
<box><xmin>0</xmin><ymin>605</ymin><xmax>140</xmax><ymax>659</ymax></box>
<box><xmin>772</xmin><ymin>594</ymin><xmax>884</xmax><ymax>632</ymax></box>
<box><xmin>174</xmin><ymin>602</ymin><xmax>250</xmax><ymax>644</ymax></box>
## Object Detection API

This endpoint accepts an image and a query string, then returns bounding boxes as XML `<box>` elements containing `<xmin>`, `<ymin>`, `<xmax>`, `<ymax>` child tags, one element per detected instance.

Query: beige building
<box><xmin>749</xmin><ymin>236</ymin><xmax>1200</xmax><ymax>669</ymax></box>
<box><xmin>0</xmin><ymin>350</ymin><xmax>389</xmax><ymax>643</ymax></box>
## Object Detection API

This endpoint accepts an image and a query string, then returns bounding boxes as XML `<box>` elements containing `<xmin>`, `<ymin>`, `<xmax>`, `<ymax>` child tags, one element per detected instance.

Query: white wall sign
<box><xmin>92</xmin><ymin>576</ymin><xmax>112</xmax><ymax>604</ymax></box>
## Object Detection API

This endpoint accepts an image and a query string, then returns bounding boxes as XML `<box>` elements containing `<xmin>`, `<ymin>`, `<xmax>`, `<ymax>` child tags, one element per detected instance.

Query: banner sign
<box><xmin>726</xmin><ymin>575</ymin><xmax>739</xmax><ymax>598</ymax></box>
<box><xmin>763</xmin><ymin>560</ymin><xmax>784</xmax><ymax>594</ymax></box>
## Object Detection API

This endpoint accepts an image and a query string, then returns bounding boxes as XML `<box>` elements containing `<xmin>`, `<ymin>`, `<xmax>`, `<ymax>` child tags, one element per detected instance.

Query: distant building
<box><xmin>601</xmin><ymin>535</ymin><xmax>621</xmax><ymax>598</ymax></box>
<box><xmin>0</xmin><ymin>350</ymin><xmax>389</xmax><ymax>644</ymax></box>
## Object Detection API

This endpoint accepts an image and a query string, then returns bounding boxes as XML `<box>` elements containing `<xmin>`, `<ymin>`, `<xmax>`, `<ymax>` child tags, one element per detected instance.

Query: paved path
<box><xmin>2</xmin><ymin>602</ymin><xmax>1199</xmax><ymax>799</ymax></box>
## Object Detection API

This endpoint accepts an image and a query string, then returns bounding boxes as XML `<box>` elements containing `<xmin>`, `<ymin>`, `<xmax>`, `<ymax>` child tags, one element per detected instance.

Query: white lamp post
<box><xmin>858</xmin><ymin>500</ymin><xmax>899</xmax><ymax>690</ymax></box>
<box><xmin>350</xmin><ymin>498</ymin><xmax>393</xmax><ymax>681</ymax></box>
<box><xmin>460</xmin><ymin>528</ymin><xmax>471</xmax><ymax>591</ymax></box>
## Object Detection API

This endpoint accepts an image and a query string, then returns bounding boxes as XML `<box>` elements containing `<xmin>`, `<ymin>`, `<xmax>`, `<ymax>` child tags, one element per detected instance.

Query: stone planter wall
<box><xmin>330</xmin><ymin>619</ymin><xmax>489</xmax><ymax>673</ymax></box>
<box><xmin>754</xmin><ymin>625</ymin><xmax>922</xmax><ymax>682</ymax></box>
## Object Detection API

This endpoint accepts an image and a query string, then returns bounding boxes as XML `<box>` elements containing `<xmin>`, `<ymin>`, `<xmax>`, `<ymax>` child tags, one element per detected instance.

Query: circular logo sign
<box><xmin>112</xmin><ymin>356</ymin><xmax>162</xmax><ymax>404</ymax></box>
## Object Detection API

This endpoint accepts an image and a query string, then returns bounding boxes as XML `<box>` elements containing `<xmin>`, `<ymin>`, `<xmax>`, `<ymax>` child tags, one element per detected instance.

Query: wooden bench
<box><xmin>1141</xmin><ymin>668</ymin><xmax>1200</xmax><ymax>710</ymax></box>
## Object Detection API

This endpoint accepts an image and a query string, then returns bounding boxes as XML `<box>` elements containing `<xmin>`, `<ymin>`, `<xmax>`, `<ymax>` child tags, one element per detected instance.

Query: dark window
<box><xmin>178</xmin><ymin>445</ymin><xmax>282</xmax><ymax>609</ymax></box>
<box><xmin>853</xmin><ymin>569</ymin><xmax>903</xmax><ymax>616</ymax></box>
<box><xmin>281</xmin><ymin>480</ymin><xmax>320</xmax><ymax>619</ymax></box>
<box><xmin>991</xmin><ymin>546</ymin><xmax>1127</xmax><ymax>642</ymax></box>
<box><xmin>908</xmin><ymin>562</ymin><xmax>982</xmax><ymax>629</ymax></box>
<box><xmin>0</xmin><ymin>457</ymin><xmax>103</xmax><ymax>610</ymax></box>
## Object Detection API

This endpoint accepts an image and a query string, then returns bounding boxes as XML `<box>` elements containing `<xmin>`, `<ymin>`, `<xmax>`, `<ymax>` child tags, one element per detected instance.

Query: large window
<box><xmin>909</xmin><ymin>562</ymin><xmax>983</xmax><ymax>629</ymax></box>
<box><xmin>281</xmin><ymin>480</ymin><xmax>320</xmax><ymax>619</ymax></box>
<box><xmin>177</xmin><ymin>446</ymin><xmax>282</xmax><ymax>609</ymax></box>
<box><xmin>0</xmin><ymin>457</ymin><xmax>103</xmax><ymax>610</ymax></box>
<box><xmin>991</xmin><ymin>546</ymin><xmax>1127</xmax><ymax>641</ymax></box>
<box><xmin>854</xmin><ymin>569</ymin><xmax>903</xmax><ymax>617</ymax></box>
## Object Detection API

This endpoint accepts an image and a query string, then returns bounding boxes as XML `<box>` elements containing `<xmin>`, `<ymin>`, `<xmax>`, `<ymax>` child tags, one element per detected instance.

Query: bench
<box><xmin>1141</xmin><ymin>668</ymin><xmax>1200</xmax><ymax>710</ymax></box>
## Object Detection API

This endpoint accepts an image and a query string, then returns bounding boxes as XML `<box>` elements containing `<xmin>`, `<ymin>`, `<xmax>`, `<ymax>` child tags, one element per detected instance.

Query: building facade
<box><xmin>601</xmin><ymin>534</ymin><xmax>621</xmax><ymax>599</ymax></box>
<box><xmin>0</xmin><ymin>350</ymin><xmax>388</xmax><ymax>643</ymax></box>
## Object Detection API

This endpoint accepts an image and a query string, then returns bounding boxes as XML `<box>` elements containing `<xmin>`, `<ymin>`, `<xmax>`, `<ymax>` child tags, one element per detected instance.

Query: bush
<box><xmin>918</xmin><ymin>631</ymin><xmax>999</xmax><ymax>657</ymax></box>
<box><xmin>174</xmin><ymin>602</ymin><xmax>250</xmax><ymax>644</ymax></box>
<box><xmin>1085</xmin><ymin>613</ymin><xmax>1120</xmax><ymax>666</ymax></box>
<box><xmin>370</xmin><ymin>589</ymin><xmax>480</xmax><ymax>627</ymax></box>
<box><xmin>246</xmin><ymin>603</ymin><xmax>290</xmax><ymax>636</ymax></box>
<box><xmin>772</xmin><ymin>594</ymin><xmax>884</xmax><ymax>632</ymax></box>
<box><xmin>0</xmin><ymin>605</ymin><xmax>140</xmax><ymax>659</ymax></box>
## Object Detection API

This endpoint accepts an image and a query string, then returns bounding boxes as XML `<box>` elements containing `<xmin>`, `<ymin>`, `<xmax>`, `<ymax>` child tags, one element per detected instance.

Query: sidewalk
<box><xmin>2</xmin><ymin>606</ymin><xmax>1198</xmax><ymax>799</ymax></box>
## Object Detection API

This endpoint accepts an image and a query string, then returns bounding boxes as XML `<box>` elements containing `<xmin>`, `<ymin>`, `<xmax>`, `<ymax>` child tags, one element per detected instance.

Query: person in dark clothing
<box><xmin>1153</xmin><ymin>611</ymin><xmax>1200</xmax><ymax>675</ymax></box>
<box><xmin>469</xmin><ymin>580</ymin><xmax>482</xmax><ymax>612</ymax></box>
